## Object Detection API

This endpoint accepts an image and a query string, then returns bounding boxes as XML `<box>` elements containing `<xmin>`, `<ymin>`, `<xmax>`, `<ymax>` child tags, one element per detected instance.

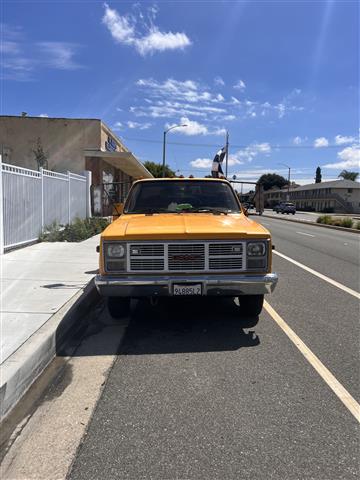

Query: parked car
<box><xmin>273</xmin><ymin>202</ymin><xmax>296</xmax><ymax>214</ymax></box>
<box><xmin>95</xmin><ymin>178</ymin><xmax>278</xmax><ymax>318</ymax></box>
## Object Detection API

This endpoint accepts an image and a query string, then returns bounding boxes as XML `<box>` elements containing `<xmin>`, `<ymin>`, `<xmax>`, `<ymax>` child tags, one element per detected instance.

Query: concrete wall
<box><xmin>0</xmin><ymin>116</ymin><xmax>101</xmax><ymax>173</ymax></box>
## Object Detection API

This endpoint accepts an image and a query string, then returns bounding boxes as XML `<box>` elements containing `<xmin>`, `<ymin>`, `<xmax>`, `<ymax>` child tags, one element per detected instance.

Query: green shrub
<box><xmin>341</xmin><ymin>218</ymin><xmax>353</xmax><ymax>228</ymax></box>
<box><xmin>317</xmin><ymin>215</ymin><xmax>332</xmax><ymax>224</ymax></box>
<box><xmin>356</xmin><ymin>222</ymin><xmax>360</xmax><ymax>230</ymax></box>
<box><xmin>39</xmin><ymin>217</ymin><xmax>110</xmax><ymax>242</ymax></box>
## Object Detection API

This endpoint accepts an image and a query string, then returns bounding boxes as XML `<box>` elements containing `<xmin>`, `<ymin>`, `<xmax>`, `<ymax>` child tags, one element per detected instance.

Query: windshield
<box><xmin>124</xmin><ymin>180</ymin><xmax>241</xmax><ymax>214</ymax></box>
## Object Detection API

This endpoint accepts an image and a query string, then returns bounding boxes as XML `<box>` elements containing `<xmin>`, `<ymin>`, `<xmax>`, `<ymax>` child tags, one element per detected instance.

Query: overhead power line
<box><xmin>120</xmin><ymin>136</ymin><xmax>343</xmax><ymax>149</ymax></box>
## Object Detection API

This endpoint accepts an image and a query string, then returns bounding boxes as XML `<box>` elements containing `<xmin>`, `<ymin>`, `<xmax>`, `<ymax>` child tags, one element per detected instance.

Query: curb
<box><xmin>261</xmin><ymin>214</ymin><xmax>360</xmax><ymax>234</ymax></box>
<box><xmin>0</xmin><ymin>279</ymin><xmax>100</xmax><ymax>422</ymax></box>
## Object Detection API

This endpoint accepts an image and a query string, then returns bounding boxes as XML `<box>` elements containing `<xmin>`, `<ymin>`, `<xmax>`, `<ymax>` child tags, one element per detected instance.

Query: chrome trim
<box><xmin>103</xmin><ymin>239</ymin><xmax>270</xmax><ymax>274</ymax></box>
<box><xmin>95</xmin><ymin>273</ymin><xmax>278</xmax><ymax>297</ymax></box>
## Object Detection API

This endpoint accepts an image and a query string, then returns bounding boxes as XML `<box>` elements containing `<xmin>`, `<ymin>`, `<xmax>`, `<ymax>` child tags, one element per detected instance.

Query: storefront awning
<box><xmin>84</xmin><ymin>150</ymin><xmax>152</xmax><ymax>179</ymax></box>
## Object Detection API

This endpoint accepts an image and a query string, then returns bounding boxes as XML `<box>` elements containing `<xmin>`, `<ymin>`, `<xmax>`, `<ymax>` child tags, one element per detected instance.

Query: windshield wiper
<box><xmin>189</xmin><ymin>207</ymin><xmax>231</xmax><ymax>215</ymax></box>
<box><xmin>129</xmin><ymin>208</ymin><xmax>170</xmax><ymax>214</ymax></box>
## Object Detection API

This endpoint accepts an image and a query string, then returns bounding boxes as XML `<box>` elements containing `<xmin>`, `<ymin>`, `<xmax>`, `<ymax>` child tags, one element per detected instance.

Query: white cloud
<box><xmin>232</xmin><ymin>143</ymin><xmax>271</xmax><ymax>163</ymax></box>
<box><xmin>0</xmin><ymin>41</ymin><xmax>20</xmax><ymax>54</ymax></box>
<box><xmin>293</xmin><ymin>136</ymin><xmax>302</xmax><ymax>145</ymax></box>
<box><xmin>334</xmin><ymin>134</ymin><xmax>356</xmax><ymax>145</ymax></box>
<box><xmin>127</xmin><ymin>120</ymin><xmax>152</xmax><ymax>129</ymax></box>
<box><xmin>1</xmin><ymin>27</ymin><xmax>84</xmax><ymax>80</ymax></box>
<box><xmin>38</xmin><ymin>113</ymin><xmax>48</xmax><ymax>117</ymax></box>
<box><xmin>102</xmin><ymin>3</ymin><xmax>191</xmax><ymax>56</ymax></box>
<box><xmin>136</xmin><ymin>78</ymin><xmax>223</xmax><ymax>104</ymax></box>
<box><xmin>223</xmin><ymin>115</ymin><xmax>236</xmax><ymax>121</ymax></box>
<box><xmin>166</xmin><ymin>117</ymin><xmax>208</xmax><ymax>136</ymax></box>
<box><xmin>230</xmin><ymin>96</ymin><xmax>240</xmax><ymax>105</ymax></box>
<box><xmin>166</xmin><ymin>117</ymin><xmax>226</xmax><ymax>137</ymax></box>
<box><xmin>190</xmin><ymin>155</ymin><xmax>242</xmax><ymax>169</ymax></box>
<box><xmin>191</xmin><ymin>158</ymin><xmax>213</xmax><ymax>168</ymax></box>
<box><xmin>314</xmin><ymin>137</ymin><xmax>329</xmax><ymax>148</ymax></box>
<box><xmin>214</xmin><ymin>76</ymin><xmax>225</xmax><ymax>86</ymax></box>
<box><xmin>323</xmin><ymin>145</ymin><xmax>360</xmax><ymax>169</ymax></box>
<box><xmin>233</xmin><ymin>79</ymin><xmax>246</xmax><ymax>91</ymax></box>
<box><xmin>36</xmin><ymin>42</ymin><xmax>83</xmax><ymax>70</ymax></box>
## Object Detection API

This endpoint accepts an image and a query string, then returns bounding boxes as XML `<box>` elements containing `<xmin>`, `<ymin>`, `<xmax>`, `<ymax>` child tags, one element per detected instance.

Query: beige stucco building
<box><xmin>264</xmin><ymin>180</ymin><xmax>360</xmax><ymax>213</ymax></box>
<box><xmin>0</xmin><ymin>115</ymin><xmax>152</xmax><ymax>214</ymax></box>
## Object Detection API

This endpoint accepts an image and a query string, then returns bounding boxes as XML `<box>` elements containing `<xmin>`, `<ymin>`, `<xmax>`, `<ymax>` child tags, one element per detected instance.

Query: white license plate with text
<box><xmin>173</xmin><ymin>284</ymin><xmax>202</xmax><ymax>296</ymax></box>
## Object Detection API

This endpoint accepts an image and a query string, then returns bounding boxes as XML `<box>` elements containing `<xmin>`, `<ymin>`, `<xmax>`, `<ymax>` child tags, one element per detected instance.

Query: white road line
<box><xmin>264</xmin><ymin>301</ymin><xmax>360</xmax><ymax>423</ymax></box>
<box><xmin>274</xmin><ymin>250</ymin><xmax>360</xmax><ymax>299</ymax></box>
<box><xmin>296</xmin><ymin>231</ymin><xmax>315</xmax><ymax>237</ymax></box>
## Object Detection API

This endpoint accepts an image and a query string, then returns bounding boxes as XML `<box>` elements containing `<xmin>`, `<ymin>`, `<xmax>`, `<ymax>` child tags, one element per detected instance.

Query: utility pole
<box><xmin>278</xmin><ymin>163</ymin><xmax>291</xmax><ymax>201</ymax></box>
<box><xmin>225</xmin><ymin>131</ymin><xmax>229</xmax><ymax>178</ymax></box>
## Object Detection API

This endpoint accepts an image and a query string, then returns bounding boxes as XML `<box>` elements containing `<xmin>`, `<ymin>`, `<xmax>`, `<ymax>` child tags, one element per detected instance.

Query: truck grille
<box><xmin>128</xmin><ymin>241</ymin><xmax>245</xmax><ymax>272</ymax></box>
<box><xmin>168</xmin><ymin>244</ymin><xmax>205</xmax><ymax>271</ymax></box>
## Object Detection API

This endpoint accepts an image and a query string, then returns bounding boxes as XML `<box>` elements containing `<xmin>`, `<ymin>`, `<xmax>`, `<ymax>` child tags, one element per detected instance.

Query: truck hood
<box><xmin>102</xmin><ymin>213</ymin><xmax>270</xmax><ymax>240</ymax></box>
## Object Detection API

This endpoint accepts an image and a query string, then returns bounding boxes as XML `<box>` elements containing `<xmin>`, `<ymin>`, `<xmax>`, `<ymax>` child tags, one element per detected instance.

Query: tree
<box><xmin>338</xmin><ymin>170</ymin><xmax>359</xmax><ymax>181</ymax></box>
<box><xmin>257</xmin><ymin>173</ymin><xmax>288</xmax><ymax>191</ymax></box>
<box><xmin>32</xmin><ymin>137</ymin><xmax>48</xmax><ymax>170</ymax></box>
<box><xmin>315</xmin><ymin>166</ymin><xmax>322</xmax><ymax>183</ymax></box>
<box><xmin>143</xmin><ymin>161</ymin><xmax>176</xmax><ymax>178</ymax></box>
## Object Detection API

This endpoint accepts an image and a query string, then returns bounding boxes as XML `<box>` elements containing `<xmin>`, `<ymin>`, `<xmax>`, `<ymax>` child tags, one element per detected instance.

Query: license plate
<box><xmin>173</xmin><ymin>284</ymin><xmax>202</xmax><ymax>296</ymax></box>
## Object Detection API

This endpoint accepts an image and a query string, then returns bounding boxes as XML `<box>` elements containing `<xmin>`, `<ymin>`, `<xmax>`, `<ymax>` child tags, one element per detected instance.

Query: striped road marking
<box><xmin>274</xmin><ymin>250</ymin><xmax>360</xmax><ymax>299</ymax></box>
<box><xmin>264</xmin><ymin>301</ymin><xmax>360</xmax><ymax>422</ymax></box>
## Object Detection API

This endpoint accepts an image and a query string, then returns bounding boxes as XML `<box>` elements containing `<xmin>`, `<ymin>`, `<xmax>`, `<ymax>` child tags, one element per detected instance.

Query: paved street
<box><xmin>2</xmin><ymin>218</ymin><xmax>359</xmax><ymax>480</ymax></box>
<box><xmin>262</xmin><ymin>209</ymin><xmax>360</xmax><ymax>224</ymax></box>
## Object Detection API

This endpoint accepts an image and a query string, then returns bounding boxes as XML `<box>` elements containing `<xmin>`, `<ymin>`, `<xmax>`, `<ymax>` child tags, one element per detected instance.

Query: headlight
<box><xmin>247</xmin><ymin>242</ymin><xmax>266</xmax><ymax>256</ymax></box>
<box><xmin>105</xmin><ymin>243</ymin><xmax>125</xmax><ymax>258</ymax></box>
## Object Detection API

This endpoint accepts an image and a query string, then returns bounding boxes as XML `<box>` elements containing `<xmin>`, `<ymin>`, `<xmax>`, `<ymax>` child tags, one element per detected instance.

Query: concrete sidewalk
<box><xmin>1</xmin><ymin>236</ymin><xmax>100</xmax><ymax>419</ymax></box>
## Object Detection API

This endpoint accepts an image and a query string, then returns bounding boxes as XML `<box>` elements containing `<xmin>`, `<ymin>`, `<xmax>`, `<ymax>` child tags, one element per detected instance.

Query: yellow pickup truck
<box><xmin>95</xmin><ymin>178</ymin><xmax>278</xmax><ymax>318</ymax></box>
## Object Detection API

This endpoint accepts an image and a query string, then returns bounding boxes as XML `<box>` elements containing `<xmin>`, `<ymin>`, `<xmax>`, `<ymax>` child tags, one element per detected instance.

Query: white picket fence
<box><xmin>0</xmin><ymin>157</ymin><xmax>92</xmax><ymax>253</ymax></box>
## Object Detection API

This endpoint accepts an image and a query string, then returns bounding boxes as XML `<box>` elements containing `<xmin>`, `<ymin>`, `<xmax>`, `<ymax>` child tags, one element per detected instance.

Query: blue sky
<box><xmin>1</xmin><ymin>0</ymin><xmax>359</xmax><ymax>185</ymax></box>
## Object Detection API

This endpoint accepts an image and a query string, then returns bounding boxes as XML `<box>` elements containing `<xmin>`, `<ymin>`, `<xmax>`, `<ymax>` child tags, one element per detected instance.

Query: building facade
<box><xmin>263</xmin><ymin>180</ymin><xmax>360</xmax><ymax>214</ymax></box>
<box><xmin>0</xmin><ymin>115</ymin><xmax>152</xmax><ymax>214</ymax></box>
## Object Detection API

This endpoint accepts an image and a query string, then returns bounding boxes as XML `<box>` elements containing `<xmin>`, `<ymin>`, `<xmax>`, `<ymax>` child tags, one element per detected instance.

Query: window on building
<box><xmin>348</xmin><ymin>189</ymin><xmax>353</xmax><ymax>193</ymax></box>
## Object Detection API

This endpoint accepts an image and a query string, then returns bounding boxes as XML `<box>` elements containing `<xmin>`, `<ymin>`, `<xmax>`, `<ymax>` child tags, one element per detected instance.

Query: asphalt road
<box><xmin>67</xmin><ymin>218</ymin><xmax>359</xmax><ymax>480</ymax></box>
<box><xmin>2</xmin><ymin>218</ymin><xmax>358</xmax><ymax>480</ymax></box>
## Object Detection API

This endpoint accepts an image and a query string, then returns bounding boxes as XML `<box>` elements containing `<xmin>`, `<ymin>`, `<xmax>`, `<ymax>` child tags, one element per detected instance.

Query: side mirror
<box><xmin>112</xmin><ymin>203</ymin><xmax>124</xmax><ymax>221</ymax></box>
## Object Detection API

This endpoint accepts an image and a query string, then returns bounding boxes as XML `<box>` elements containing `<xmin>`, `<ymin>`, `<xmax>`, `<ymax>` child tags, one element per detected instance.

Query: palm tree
<box><xmin>338</xmin><ymin>170</ymin><xmax>359</xmax><ymax>181</ymax></box>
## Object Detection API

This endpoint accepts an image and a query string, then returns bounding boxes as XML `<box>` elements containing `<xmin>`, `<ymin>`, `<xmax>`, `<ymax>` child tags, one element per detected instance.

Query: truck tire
<box><xmin>239</xmin><ymin>294</ymin><xmax>264</xmax><ymax>316</ymax></box>
<box><xmin>107</xmin><ymin>297</ymin><xmax>130</xmax><ymax>319</ymax></box>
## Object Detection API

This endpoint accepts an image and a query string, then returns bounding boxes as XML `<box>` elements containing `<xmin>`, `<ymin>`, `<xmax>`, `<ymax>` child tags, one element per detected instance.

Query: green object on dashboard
<box><xmin>176</xmin><ymin>203</ymin><xmax>193</xmax><ymax>211</ymax></box>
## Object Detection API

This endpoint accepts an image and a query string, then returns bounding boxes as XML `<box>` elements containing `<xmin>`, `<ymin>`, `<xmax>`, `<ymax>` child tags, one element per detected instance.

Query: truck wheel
<box><xmin>107</xmin><ymin>297</ymin><xmax>130</xmax><ymax>319</ymax></box>
<box><xmin>239</xmin><ymin>295</ymin><xmax>264</xmax><ymax>316</ymax></box>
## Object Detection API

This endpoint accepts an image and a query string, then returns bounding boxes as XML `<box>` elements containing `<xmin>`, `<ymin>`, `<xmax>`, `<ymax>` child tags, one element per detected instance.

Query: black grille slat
<box><xmin>209</xmin><ymin>258</ymin><xmax>243</xmax><ymax>270</ymax></box>
<box><xmin>130</xmin><ymin>259</ymin><xmax>164</xmax><ymax>271</ymax></box>
<box><xmin>130</xmin><ymin>244</ymin><xmax>164</xmax><ymax>256</ymax></box>
<box><xmin>209</xmin><ymin>243</ymin><xmax>243</xmax><ymax>256</ymax></box>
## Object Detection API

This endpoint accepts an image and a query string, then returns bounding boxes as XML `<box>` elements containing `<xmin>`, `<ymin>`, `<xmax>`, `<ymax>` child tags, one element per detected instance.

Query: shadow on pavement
<box><xmin>118</xmin><ymin>297</ymin><xmax>260</xmax><ymax>356</ymax></box>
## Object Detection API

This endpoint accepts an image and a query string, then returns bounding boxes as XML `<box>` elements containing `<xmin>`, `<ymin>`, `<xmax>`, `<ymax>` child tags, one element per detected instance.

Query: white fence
<box><xmin>0</xmin><ymin>158</ymin><xmax>91</xmax><ymax>253</ymax></box>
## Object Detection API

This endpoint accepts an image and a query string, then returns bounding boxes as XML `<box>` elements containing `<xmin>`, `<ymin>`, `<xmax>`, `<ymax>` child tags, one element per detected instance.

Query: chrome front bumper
<box><xmin>95</xmin><ymin>273</ymin><xmax>278</xmax><ymax>297</ymax></box>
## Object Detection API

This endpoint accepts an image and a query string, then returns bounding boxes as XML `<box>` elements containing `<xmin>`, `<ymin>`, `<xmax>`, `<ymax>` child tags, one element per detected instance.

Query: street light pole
<box><xmin>162</xmin><ymin>124</ymin><xmax>187</xmax><ymax>177</ymax></box>
<box><xmin>278</xmin><ymin>163</ymin><xmax>291</xmax><ymax>201</ymax></box>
